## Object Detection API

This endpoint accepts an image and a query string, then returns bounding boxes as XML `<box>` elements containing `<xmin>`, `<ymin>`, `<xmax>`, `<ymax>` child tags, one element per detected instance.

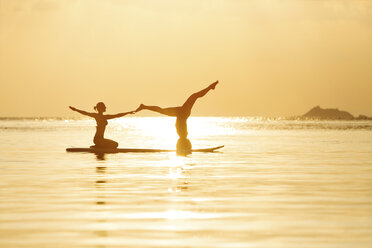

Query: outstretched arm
<box><xmin>105</xmin><ymin>111</ymin><xmax>136</xmax><ymax>119</ymax></box>
<box><xmin>69</xmin><ymin>106</ymin><xmax>95</xmax><ymax>118</ymax></box>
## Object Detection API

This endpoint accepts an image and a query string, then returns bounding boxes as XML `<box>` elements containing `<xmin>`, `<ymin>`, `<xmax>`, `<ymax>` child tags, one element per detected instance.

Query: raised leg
<box><xmin>182</xmin><ymin>80</ymin><xmax>218</xmax><ymax>111</ymax></box>
<box><xmin>136</xmin><ymin>104</ymin><xmax>180</xmax><ymax>117</ymax></box>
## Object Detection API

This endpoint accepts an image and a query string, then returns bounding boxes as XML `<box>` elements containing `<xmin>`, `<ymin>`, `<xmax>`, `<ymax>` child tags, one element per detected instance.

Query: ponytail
<box><xmin>94</xmin><ymin>102</ymin><xmax>105</xmax><ymax>113</ymax></box>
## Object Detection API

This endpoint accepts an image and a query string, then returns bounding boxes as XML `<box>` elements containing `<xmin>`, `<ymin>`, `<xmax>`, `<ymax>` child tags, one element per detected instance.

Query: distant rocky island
<box><xmin>302</xmin><ymin>106</ymin><xmax>371</xmax><ymax>120</ymax></box>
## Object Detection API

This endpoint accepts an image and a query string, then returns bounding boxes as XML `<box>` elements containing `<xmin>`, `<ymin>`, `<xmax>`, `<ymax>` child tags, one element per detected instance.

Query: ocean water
<box><xmin>0</xmin><ymin>117</ymin><xmax>371</xmax><ymax>248</ymax></box>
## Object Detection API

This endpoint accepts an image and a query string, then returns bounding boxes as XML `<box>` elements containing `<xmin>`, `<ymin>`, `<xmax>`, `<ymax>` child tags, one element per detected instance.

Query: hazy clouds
<box><xmin>1</xmin><ymin>0</ymin><xmax>371</xmax><ymax>116</ymax></box>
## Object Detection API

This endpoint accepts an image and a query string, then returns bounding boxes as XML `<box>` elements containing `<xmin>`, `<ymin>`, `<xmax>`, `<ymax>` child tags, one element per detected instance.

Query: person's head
<box><xmin>94</xmin><ymin>102</ymin><xmax>106</xmax><ymax>113</ymax></box>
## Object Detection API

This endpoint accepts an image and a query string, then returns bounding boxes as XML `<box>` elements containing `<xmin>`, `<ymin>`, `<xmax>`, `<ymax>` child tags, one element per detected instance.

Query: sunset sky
<box><xmin>1</xmin><ymin>0</ymin><xmax>371</xmax><ymax>117</ymax></box>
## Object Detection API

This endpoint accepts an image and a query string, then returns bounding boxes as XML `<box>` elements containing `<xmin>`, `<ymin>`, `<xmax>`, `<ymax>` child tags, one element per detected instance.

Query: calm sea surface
<box><xmin>0</xmin><ymin>117</ymin><xmax>371</xmax><ymax>248</ymax></box>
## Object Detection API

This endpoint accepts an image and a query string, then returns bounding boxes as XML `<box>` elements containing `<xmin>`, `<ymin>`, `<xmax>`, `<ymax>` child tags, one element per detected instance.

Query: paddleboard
<box><xmin>66</xmin><ymin>145</ymin><xmax>224</xmax><ymax>153</ymax></box>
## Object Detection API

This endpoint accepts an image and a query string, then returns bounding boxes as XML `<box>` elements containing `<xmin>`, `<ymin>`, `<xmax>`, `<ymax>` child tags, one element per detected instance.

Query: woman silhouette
<box><xmin>69</xmin><ymin>102</ymin><xmax>135</xmax><ymax>149</ymax></box>
<box><xmin>135</xmin><ymin>80</ymin><xmax>218</xmax><ymax>153</ymax></box>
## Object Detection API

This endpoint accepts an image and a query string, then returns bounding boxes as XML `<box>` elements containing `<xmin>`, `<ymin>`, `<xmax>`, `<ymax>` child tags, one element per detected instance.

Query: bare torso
<box><xmin>93</xmin><ymin>114</ymin><xmax>108</xmax><ymax>143</ymax></box>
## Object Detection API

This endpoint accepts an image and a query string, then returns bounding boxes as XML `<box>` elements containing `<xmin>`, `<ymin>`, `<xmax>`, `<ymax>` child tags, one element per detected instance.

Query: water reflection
<box><xmin>2</xmin><ymin>118</ymin><xmax>372</xmax><ymax>247</ymax></box>
<box><xmin>94</xmin><ymin>167</ymin><xmax>108</xmax><ymax>246</ymax></box>
<box><xmin>96</xmin><ymin>166</ymin><xmax>106</xmax><ymax>173</ymax></box>
<box><xmin>95</xmin><ymin>152</ymin><xmax>106</xmax><ymax>161</ymax></box>
<box><xmin>96</xmin><ymin>180</ymin><xmax>107</xmax><ymax>185</ymax></box>
<box><xmin>165</xmin><ymin>156</ymin><xmax>194</xmax><ymax>193</ymax></box>
<box><xmin>94</xmin><ymin>229</ymin><xmax>108</xmax><ymax>238</ymax></box>
<box><xmin>167</xmin><ymin>183</ymin><xmax>188</xmax><ymax>192</ymax></box>
<box><xmin>123</xmin><ymin>210</ymin><xmax>221</xmax><ymax>220</ymax></box>
<box><xmin>95</xmin><ymin>174</ymin><xmax>107</xmax><ymax>205</ymax></box>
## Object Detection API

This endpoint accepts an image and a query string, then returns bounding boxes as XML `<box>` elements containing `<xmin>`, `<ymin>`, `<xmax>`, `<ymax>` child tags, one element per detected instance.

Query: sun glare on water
<box><xmin>112</xmin><ymin>117</ymin><xmax>237</xmax><ymax>149</ymax></box>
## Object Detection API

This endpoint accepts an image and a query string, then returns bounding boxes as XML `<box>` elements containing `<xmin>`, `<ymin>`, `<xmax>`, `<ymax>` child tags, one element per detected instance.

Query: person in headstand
<box><xmin>135</xmin><ymin>80</ymin><xmax>219</xmax><ymax>154</ymax></box>
<box><xmin>69</xmin><ymin>102</ymin><xmax>135</xmax><ymax>149</ymax></box>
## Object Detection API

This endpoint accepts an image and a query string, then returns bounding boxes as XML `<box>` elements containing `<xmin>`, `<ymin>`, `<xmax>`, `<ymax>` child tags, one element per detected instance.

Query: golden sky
<box><xmin>1</xmin><ymin>0</ymin><xmax>371</xmax><ymax>117</ymax></box>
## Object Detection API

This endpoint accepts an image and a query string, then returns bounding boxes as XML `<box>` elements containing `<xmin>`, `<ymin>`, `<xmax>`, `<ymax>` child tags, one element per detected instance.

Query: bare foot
<box><xmin>135</xmin><ymin>104</ymin><xmax>145</xmax><ymax>112</ymax></box>
<box><xmin>209</xmin><ymin>80</ymin><xmax>219</xmax><ymax>90</ymax></box>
